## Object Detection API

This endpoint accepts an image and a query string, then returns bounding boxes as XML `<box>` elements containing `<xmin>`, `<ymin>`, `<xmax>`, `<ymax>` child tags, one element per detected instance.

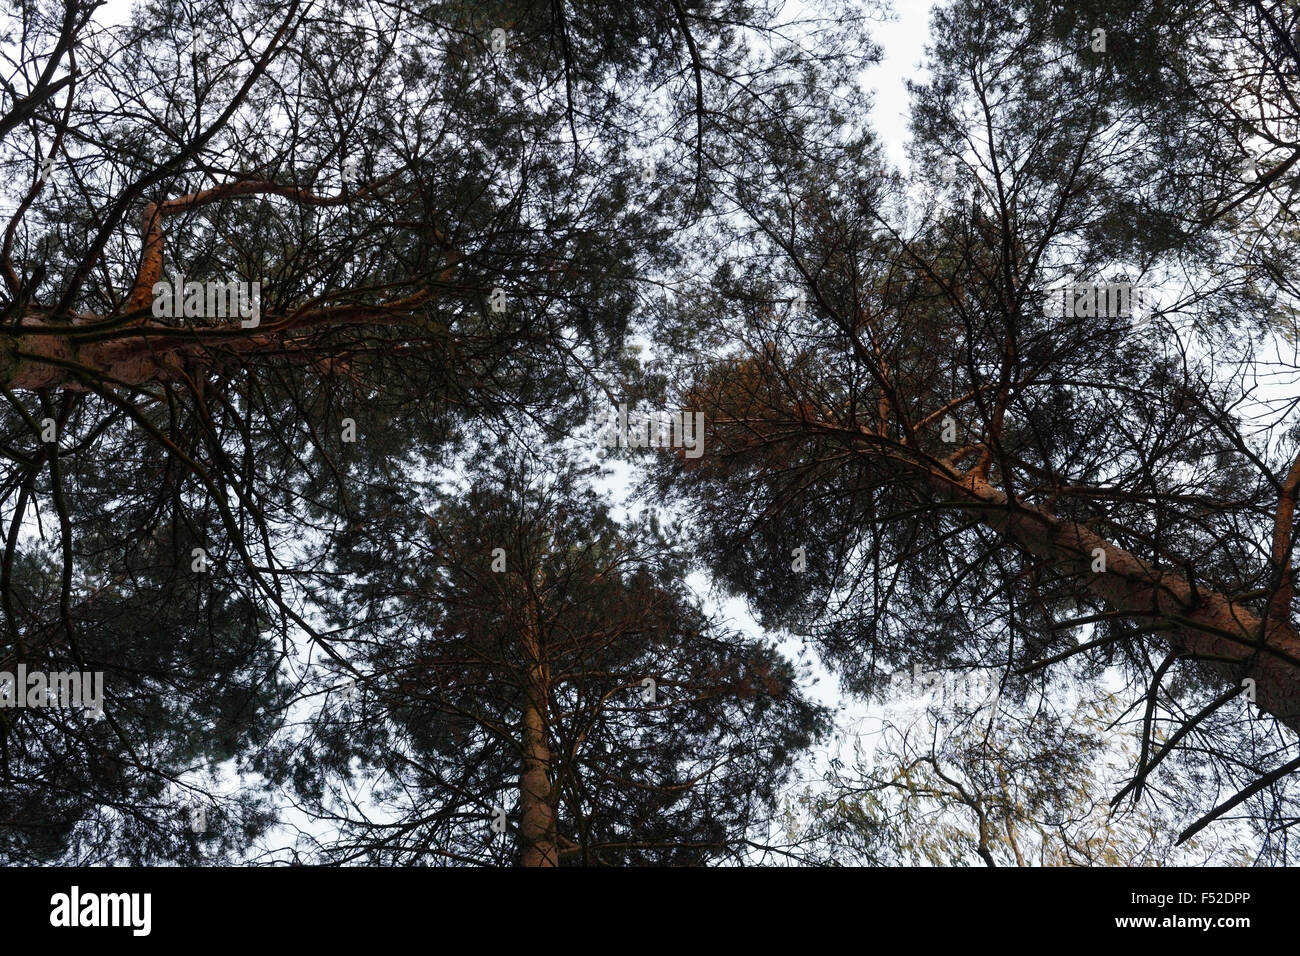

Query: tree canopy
<box><xmin>4</xmin><ymin>0</ymin><xmax>1300</xmax><ymax>865</ymax></box>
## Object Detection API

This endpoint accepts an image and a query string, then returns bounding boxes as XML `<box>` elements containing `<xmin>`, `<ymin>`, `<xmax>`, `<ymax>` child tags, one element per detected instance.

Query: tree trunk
<box><xmin>0</xmin><ymin>299</ymin><xmax>434</xmax><ymax>391</ymax></box>
<box><xmin>518</xmin><ymin>620</ymin><xmax>558</xmax><ymax>867</ymax></box>
<box><xmin>0</xmin><ymin>322</ymin><xmax>195</xmax><ymax>390</ymax></box>
<box><xmin>930</xmin><ymin>467</ymin><xmax>1300</xmax><ymax>737</ymax></box>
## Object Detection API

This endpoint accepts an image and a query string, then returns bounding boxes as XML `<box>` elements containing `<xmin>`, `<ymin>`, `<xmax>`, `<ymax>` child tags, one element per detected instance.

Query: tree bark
<box><xmin>2</xmin><ymin>318</ymin><xmax>203</xmax><ymax>390</ymax></box>
<box><xmin>0</xmin><ymin>294</ymin><xmax>440</xmax><ymax>392</ymax></box>
<box><xmin>0</xmin><ymin>180</ymin><xmax>457</xmax><ymax>392</ymax></box>
<box><xmin>929</xmin><ymin>466</ymin><xmax>1300</xmax><ymax>736</ymax></box>
<box><xmin>518</xmin><ymin>619</ymin><xmax>558</xmax><ymax>867</ymax></box>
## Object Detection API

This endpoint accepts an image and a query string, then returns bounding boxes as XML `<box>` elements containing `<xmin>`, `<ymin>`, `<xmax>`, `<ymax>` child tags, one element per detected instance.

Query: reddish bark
<box><xmin>927</xmin><ymin>467</ymin><xmax>1300</xmax><ymax>736</ymax></box>
<box><xmin>0</xmin><ymin>179</ymin><xmax>458</xmax><ymax>392</ymax></box>
<box><xmin>518</xmin><ymin>619</ymin><xmax>558</xmax><ymax>867</ymax></box>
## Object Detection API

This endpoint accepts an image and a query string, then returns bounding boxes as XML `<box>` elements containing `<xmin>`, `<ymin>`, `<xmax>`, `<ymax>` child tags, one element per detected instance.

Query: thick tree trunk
<box><xmin>518</xmin><ymin>621</ymin><xmax>558</xmax><ymax>867</ymax></box>
<box><xmin>1</xmin><ymin>321</ymin><xmax>202</xmax><ymax>390</ymax></box>
<box><xmin>932</xmin><ymin>468</ymin><xmax>1300</xmax><ymax>736</ymax></box>
<box><xmin>0</xmin><ymin>299</ymin><xmax>433</xmax><ymax>391</ymax></box>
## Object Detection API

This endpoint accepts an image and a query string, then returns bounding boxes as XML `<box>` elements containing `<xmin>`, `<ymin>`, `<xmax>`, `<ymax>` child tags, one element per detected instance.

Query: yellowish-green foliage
<box><xmin>780</xmin><ymin>689</ymin><xmax>1255</xmax><ymax>866</ymax></box>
